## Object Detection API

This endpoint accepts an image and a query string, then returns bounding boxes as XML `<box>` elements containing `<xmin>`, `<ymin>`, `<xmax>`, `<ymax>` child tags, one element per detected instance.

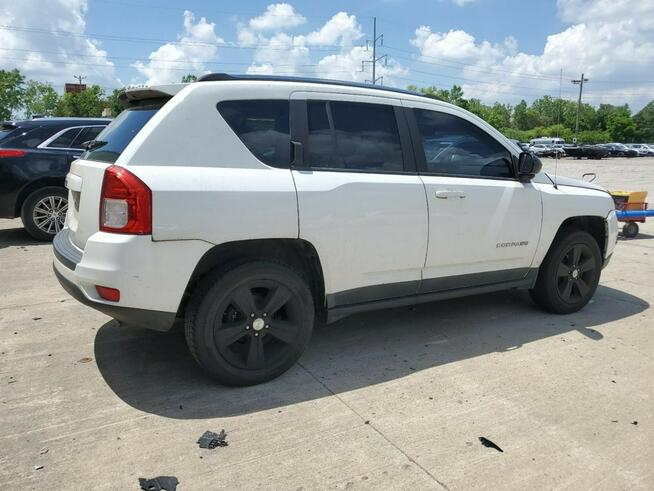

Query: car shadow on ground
<box><xmin>618</xmin><ymin>232</ymin><xmax>654</xmax><ymax>241</ymax></box>
<box><xmin>0</xmin><ymin>225</ymin><xmax>41</xmax><ymax>249</ymax></box>
<box><xmin>94</xmin><ymin>285</ymin><xmax>648</xmax><ymax>420</ymax></box>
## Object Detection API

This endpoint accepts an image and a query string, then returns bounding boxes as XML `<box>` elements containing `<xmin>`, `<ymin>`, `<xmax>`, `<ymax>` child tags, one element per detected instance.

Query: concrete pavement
<box><xmin>1</xmin><ymin>158</ymin><xmax>653</xmax><ymax>490</ymax></box>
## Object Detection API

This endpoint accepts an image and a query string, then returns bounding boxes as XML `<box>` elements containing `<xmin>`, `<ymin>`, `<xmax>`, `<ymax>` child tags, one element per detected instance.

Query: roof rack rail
<box><xmin>197</xmin><ymin>73</ymin><xmax>426</xmax><ymax>99</ymax></box>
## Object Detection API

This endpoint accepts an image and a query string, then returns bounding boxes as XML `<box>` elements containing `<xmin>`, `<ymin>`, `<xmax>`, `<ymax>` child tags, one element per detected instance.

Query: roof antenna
<box><xmin>553</xmin><ymin>67</ymin><xmax>562</xmax><ymax>190</ymax></box>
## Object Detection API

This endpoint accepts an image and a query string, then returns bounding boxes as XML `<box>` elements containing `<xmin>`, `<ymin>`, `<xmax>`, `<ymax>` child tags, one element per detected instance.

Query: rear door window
<box><xmin>217</xmin><ymin>100</ymin><xmax>290</xmax><ymax>168</ymax></box>
<box><xmin>306</xmin><ymin>100</ymin><xmax>404</xmax><ymax>172</ymax></box>
<box><xmin>83</xmin><ymin>108</ymin><xmax>159</xmax><ymax>163</ymax></box>
<box><xmin>47</xmin><ymin>127</ymin><xmax>83</xmax><ymax>148</ymax></box>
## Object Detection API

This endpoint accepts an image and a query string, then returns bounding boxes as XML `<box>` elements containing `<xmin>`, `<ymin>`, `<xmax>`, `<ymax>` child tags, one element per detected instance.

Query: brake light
<box><xmin>0</xmin><ymin>149</ymin><xmax>26</xmax><ymax>158</ymax></box>
<box><xmin>100</xmin><ymin>165</ymin><xmax>151</xmax><ymax>234</ymax></box>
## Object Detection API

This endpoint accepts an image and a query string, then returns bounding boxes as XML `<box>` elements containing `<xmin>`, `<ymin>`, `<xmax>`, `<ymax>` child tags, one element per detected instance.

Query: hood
<box><xmin>544</xmin><ymin>173</ymin><xmax>608</xmax><ymax>193</ymax></box>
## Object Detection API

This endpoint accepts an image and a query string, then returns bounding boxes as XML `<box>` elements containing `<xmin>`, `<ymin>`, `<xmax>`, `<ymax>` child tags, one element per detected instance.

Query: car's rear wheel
<box><xmin>185</xmin><ymin>261</ymin><xmax>315</xmax><ymax>386</ymax></box>
<box><xmin>530</xmin><ymin>230</ymin><xmax>602</xmax><ymax>314</ymax></box>
<box><xmin>21</xmin><ymin>186</ymin><xmax>68</xmax><ymax>241</ymax></box>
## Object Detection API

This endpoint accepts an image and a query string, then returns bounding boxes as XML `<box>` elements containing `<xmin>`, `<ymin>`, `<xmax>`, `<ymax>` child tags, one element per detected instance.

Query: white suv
<box><xmin>53</xmin><ymin>74</ymin><xmax>618</xmax><ymax>385</ymax></box>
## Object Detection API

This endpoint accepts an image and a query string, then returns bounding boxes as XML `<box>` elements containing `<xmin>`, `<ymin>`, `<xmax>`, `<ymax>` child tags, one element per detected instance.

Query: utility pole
<box><xmin>571</xmin><ymin>73</ymin><xmax>588</xmax><ymax>144</ymax></box>
<box><xmin>73</xmin><ymin>74</ymin><xmax>87</xmax><ymax>85</ymax></box>
<box><xmin>362</xmin><ymin>17</ymin><xmax>386</xmax><ymax>85</ymax></box>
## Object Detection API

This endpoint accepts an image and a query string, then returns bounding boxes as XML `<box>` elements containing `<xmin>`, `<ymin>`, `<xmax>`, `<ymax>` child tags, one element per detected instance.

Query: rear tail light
<box><xmin>96</xmin><ymin>285</ymin><xmax>120</xmax><ymax>302</ymax></box>
<box><xmin>0</xmin><ymin>149</ymin><xmax>26</xmax><ymax>158</ymax></box>
<box><xmin>100</xmin><ymin>165</ymin><xmax>152</xmax><ymax>234</ymax></box>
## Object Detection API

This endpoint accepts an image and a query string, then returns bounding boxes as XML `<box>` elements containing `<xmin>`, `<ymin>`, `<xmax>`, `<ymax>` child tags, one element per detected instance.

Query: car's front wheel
<box><xmin>530</xmin><ymin>230</ymin><xmax>602</xmax><ymax>314</ymax></box>
<box><xmin>21</xmin><ymin>186</ymin><xmax>68</xmax><ymax>241</ymax></box>
<box><xmin>185</xmin><ymin>261</ymin><xmax>315</xmax><ymax>386</ymax></box>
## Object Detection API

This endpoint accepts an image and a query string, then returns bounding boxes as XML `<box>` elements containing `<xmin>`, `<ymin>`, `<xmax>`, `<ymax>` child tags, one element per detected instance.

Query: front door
<box><xmin>404</xmin><ymin>102</ymin><xmax>542</xmax><ymax>291</ymax></box>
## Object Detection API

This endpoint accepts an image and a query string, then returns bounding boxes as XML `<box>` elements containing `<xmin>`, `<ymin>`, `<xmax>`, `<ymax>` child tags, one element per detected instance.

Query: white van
<box><xmin>530</xmin><ymin>137</ymin><xmax>565</xmax><ymax>146</ymax></box>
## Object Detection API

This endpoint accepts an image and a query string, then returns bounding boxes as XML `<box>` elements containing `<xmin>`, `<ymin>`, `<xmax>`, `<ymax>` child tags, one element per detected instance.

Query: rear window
<box><xmin>0</xmin><ymin>127</ymin><xmax>15</xmax><ymax>141</ymax></box>
<box><xmin>217</xmin><ymin>100</ymin><xmax>290</xmax><ymax>168</ymax></box>
<box><xmin>83</xmin><ymin>107</ymin><xmax>159</xmax><ymax>163</ymax></box>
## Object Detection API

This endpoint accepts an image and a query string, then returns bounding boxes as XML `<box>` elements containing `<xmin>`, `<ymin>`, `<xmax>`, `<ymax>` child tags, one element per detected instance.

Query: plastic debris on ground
<box><xmin>479</xmin><ymin>437</ymin><xmax>504</xmax><ymax>452</ymax></box>
<box><xmin>138</xmin><ymin>476</ymin><xmax>179</xmax><ymax>491</ymax></box>
<box><xmin>197</xmin><ymin>429</ymin><xmax>228</xmax><ymax>449</ymax></box>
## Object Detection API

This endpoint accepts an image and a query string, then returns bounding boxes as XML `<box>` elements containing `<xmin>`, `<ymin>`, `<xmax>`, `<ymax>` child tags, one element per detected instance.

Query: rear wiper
<box><xmin>82</xmin><ymin>140</ymin><xmax>107</xmax><ymax>150</ymax></box>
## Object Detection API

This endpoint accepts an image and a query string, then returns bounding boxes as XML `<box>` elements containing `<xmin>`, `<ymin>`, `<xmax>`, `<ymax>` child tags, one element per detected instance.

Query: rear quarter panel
<box><xmin>121</xmin><ymin>82</ymin><xmax>298</xmax><ymax>243</ymax></box>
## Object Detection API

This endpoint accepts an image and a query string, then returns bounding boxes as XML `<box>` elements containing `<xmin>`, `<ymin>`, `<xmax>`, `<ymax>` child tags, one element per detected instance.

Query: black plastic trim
<box><xmin>53</xmin><ymin>265</ymin><xmax>177</xmax><ymax>332</ymax></box>
<box><xmin>419</xmin><ymin>267</ymin><xmax>532</xmax><ymax>294</ymax></box>
<box><xmin>52</xmin><ymin>229</ymin><xmax>82</xmax><ymax>270</ymax></box>
<box><xmin>326</xmin><ymin>268</ymin><xmax>538</xmax><ymax>323</ymax></box>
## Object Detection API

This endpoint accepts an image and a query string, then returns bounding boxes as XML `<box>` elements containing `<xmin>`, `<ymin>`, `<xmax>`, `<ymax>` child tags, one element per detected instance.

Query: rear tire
<box><xmin>20</xmin><ymin>186</ymin><xmax>68</xmax><ymax>241</ymax></box>
<box><xmin>530</xmin><ymin>230</ymin><xmax>602</xmax><ymax>314</ymax></box>
<box><xmin>184</xmin><ymin>261</ymin><xmax>315</xmax><ymax>386</ymax></box>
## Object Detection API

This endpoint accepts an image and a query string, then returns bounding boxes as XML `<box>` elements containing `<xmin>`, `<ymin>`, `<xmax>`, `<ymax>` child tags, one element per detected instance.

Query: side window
<box><xmin>48</xmin><ymin>127</ymin><xmax>83</xmax><ymax>149</ymax></box>
<box><xmin>71</xmin><ymin>126</ymin><xmax>104</xmax><ymax>149</ymax></box>
<box><xmin>3</xmin><ymin>125</ymin><xmax>66</xmax><ymax>149</ymax></box>
<box><xmin>414</xmin><ymin>109</ymin><xmax>513</xmax><ymax>178</ymax></box>
<box><xmin>217</xmin><ymin>100</ymin><xmax>290</xmax><ymax>168</ymax></box>
<box><xmin>306</xmin><ymin>100</ymin><xmax>404</xmax><ymax>172</ymax></box>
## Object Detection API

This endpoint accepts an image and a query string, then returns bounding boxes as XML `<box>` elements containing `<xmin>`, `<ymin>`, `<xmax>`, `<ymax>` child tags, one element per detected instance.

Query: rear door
<box><xmin>405</xmin><ymin>102</ymin><xmax>542</xmax><ymax>289</ymax></box>
<box><xmin>290</xmin><ymin>92</ymin><xmax>428</xmax><ymax>306</ymax></box>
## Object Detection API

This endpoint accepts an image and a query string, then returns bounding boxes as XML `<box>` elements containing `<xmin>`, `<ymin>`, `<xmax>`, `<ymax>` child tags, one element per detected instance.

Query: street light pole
<box><xmin>571</xmin><ymin>73</ymin><xmax>589</xmax><ymax>144</ymax></box>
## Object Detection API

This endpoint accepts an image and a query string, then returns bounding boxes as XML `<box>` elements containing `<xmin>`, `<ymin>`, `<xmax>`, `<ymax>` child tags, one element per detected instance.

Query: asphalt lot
<box><xmin>1</xmin><ymin>157</ymin><xmax>653</xmax><ymax>490</ymax></box>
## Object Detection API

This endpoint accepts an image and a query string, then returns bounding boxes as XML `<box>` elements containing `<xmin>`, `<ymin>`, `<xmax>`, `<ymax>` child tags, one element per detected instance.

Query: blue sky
<box><xmin>1</xmin><ymin>0</ymin><xmax>653</xmax><ymax>110</ymax></box>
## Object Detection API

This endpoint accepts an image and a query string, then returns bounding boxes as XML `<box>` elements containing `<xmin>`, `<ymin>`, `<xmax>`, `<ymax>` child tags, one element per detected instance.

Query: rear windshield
<box><xmin>0</xmin><ymin>127</ymin><xmax>15</xmax><ymax>141</ymax></box>
<box><xmin>82</xmin><ymin>107</ymin><xmax>159</xmax><ymax>163</ymax></box>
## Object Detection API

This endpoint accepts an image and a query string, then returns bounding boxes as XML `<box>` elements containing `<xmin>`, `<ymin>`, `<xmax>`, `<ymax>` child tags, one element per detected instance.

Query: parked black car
<box><xmin>601</xmin><ymin>143</ymin><xmax>638</xmax><ymax>158</ymax></box>
<box><xmin>563</xmin><ymin>144</ymin><xmax>609</xmax><ymax>160</ymax></box>
<box><xmin>0</xmin><ymin>118</ymin><xmax>111</xmax><ymax>240</ymax></box>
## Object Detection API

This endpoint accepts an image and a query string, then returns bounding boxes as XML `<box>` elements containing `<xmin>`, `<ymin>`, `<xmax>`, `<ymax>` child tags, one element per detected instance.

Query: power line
<box><xmin>361</xmin><ymin>17</ymin><xmax>386</xmax><ymax>85</ymax></box>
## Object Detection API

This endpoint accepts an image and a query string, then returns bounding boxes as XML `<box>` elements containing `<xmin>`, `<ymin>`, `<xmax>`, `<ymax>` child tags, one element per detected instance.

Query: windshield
<box><xmin>82</xmin><ymin>107</ymin><xmax>159</xmax><ymax>163</ymax></box>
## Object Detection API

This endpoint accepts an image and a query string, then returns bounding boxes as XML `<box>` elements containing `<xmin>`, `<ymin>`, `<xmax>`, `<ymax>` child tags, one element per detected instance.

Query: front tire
<box><xmin>530</xmin><ymin>230</ymin><xmax>602</xmax><ymax>314</ymax></box>
<box><xmin>184</xmin><ymin>261</ymin><xmax>315</xmax><ymax>386</ymax></box>
<box><xmin>20</xmin><ymin>186</ymin><xmax>68</xmax><ymax>241</ymax></box>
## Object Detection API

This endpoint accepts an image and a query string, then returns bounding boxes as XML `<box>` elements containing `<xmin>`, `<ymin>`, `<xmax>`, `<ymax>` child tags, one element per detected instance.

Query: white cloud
<box><xmin>133</xmin><ymin>10</ymin><xmax>224</xmax><ymax>86</ymax></box>
<box><xmin>0</xmin><ymin>0</ymin><xmax>117</xmax><ymax>89</ymax></box>
<box><xmin>411</xmin><ymin>0</ymin><xmax>654</xmax><ymax>110</ymax></box>
<box><xmin>241</xmin><ymin>7</ymin><xmax>405</xmax><ymax>85</ymax></box>
<box><xmin>248</xmin><ymin>3</ymin><xmax>306</xmax><ymax>32</ymax></box>
<box><xmin>450</xmin><ymin>0</ymin><xmax>476</xmax><ymax>6</ymax></box>
<box><xmin>306</xmin><ymin>12</ymin><xmax>363</xmax><ymax>46</ymax></box>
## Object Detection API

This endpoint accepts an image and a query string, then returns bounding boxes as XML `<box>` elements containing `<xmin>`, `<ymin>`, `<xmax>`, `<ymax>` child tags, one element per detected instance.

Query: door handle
<box><xmin>435</xmin><ymin>190</ymin><xmax>466</xmax><ymax>199</ymax></box>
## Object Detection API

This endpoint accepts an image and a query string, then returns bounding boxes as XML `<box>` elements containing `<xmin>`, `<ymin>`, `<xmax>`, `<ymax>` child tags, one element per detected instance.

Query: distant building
<box><xmin>64</xmin><ymin>83</ymin><xmax>86</xmax><ymax>93</ymax></box>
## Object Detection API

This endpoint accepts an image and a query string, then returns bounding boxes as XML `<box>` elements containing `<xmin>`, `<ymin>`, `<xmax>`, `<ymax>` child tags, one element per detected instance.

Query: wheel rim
<box><xmin>33</xmin><ymin>195</ymin><xmax>68</xmax><ymax>234</ymax></box>
<box><xmin>212</xmin><ymin>279</ymin><xmax>302</xmax><ymax>370</ymax></box>
<box><xmin>556</xmin><ymin>243</ymin><xmax>597</xmax><ymax>304</ymax></box>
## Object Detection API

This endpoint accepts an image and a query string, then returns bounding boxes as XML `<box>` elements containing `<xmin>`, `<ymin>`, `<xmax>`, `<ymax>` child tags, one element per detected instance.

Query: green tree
<box><xmin>23</xmin><ymin>81</ymin><xmax>60</xmax><ymax>118</ymax></box>
<box><xmin>633</xmin><ymin>101</ymin><xmax>654</xmax><ymax>142</ymax></box>
<box><xmin>181</xmin><ymin>74</ymin><xmax>198</xmax><ymax>83</ymax></box>
<box><xmin>512</xmin><ymin>100</ymin><xmax>531</xmax><ymax>130</ymax></box>
<box><xmin>104</xmin><ymin>88</ymin><xmax>125</xmax><ymax>117</ymax></box>
<box><xmin>0</xmin><ymin>68</ymin><xmax>26</xmax><ymax>120</ymax></box>
<box><xmin>608</xmin><ymin>113</ymin><xmax>637</xmax><ymax>142</ymax></box>
<box><xmin>484</xmin><ymin>102</ymin><xmax>511</xmax><ymax>130</ymax></box>
<box><xmin>55</xmin><ymin>85</ymin><xmax>107</xmax><ymax>117</ymax></box>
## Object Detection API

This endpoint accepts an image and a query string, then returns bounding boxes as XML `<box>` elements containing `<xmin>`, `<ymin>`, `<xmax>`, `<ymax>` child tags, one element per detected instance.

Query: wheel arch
<box><xmin>15</xmin><ymin>177</ymin><xmax>66</xmax><ymax>217</ymax></box>
<box><xmin>551</xmin><ymin>215</ymin><xmax>607</xmax><ymax>257</ymax></box>
<box><xmin>178</xmin><ymin>238</ymin><xmax>326</xmax><ymax>320</ymax></box>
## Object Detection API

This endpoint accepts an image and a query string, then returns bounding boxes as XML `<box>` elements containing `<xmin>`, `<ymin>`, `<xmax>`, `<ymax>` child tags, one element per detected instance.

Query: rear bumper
<box><xmin>53</xmin><ymin>264</ymin><xmax>176</xmax><ymax>331</ymax></box>
<box><xmin>52</xmin><ymin>228</ymin><xmax>211</xmax><ymax>331</ymax></box>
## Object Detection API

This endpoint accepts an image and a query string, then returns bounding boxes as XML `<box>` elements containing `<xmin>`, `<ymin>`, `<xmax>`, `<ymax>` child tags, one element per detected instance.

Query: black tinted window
<box><xmin>71</xmin><ymin>126</ymin><xmax>104</xmax><ymax>149</ymax></box>
<box><xmin>84</xmin><ymin>108</ymin><xmax>158</xmax><ymax>163</ymax></box>
<box><xmin>49</xmin><ymin>128</ymin><xmax>82</xmax><ymax>148</ymax></box>
<box><xmin>414</xmin><ymin>109</ymin><xmax>513</xmax><ymax>178</ymax></box>
<box><xmin>307</xmin><ymin>101</ymin><xmax>403</xmax><ymax>172</ymax></box>
<box><xmin>0</xmin><ymin>125</ymin><xmax>66</xmax><ymax>149</ymax></box>
<box><xmin>218</xmin><ymin>100</ymin><xmax>290</xmax><ymax>168</ymax></box>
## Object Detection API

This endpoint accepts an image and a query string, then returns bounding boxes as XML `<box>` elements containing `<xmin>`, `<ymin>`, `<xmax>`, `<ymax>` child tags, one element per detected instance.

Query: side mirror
<box><xmin>517</xmin><ymin>152</ymin><xmax>542</xmax><ymax>182</ymax></box>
